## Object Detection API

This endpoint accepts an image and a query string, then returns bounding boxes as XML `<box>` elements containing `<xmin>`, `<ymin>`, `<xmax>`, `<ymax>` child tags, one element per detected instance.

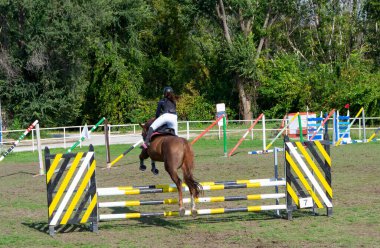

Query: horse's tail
<box><xmin>182</xmin><ymin>140</ymin><xmax>203</xmax><ymax>198</ymax></box>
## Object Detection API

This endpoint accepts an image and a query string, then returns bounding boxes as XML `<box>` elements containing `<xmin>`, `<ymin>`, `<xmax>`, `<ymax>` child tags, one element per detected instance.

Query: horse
<box><xmin>139</xmin><ymin>118</ymin><xmax>202</xmax><ymax>217</ymax></box>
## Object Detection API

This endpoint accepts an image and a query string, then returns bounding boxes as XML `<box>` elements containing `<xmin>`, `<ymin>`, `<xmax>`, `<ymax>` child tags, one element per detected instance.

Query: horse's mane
<box><xmin>144</xmin><ymin>117</ymin><xmax>156</xmax><ymax>129</ymax></box>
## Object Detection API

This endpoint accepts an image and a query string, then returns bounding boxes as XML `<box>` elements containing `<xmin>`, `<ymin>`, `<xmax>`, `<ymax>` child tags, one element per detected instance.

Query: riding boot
<box><xmin>145</xmin><ymin>127</ymin><xmax>154</xmax><ymax>146</ymax></box>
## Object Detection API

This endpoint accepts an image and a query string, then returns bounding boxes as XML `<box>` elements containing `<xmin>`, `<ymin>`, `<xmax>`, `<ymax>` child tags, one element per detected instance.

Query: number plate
<box><xmin>299</xmin><ymin>197</ymin><xmax>313</xmax><ymax>208</ymax></box>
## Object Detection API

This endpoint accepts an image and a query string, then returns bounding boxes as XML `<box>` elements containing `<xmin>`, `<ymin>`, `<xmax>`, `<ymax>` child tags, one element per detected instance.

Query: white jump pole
<box><xmin>36</xmin><ymin>123</ymin><xmax>44</xmax><ymax>176</ymax></box>
<box><xmin>265</xmin><ymin>113</ymin><xmax>299</xmax><ymax>151</ymax></box>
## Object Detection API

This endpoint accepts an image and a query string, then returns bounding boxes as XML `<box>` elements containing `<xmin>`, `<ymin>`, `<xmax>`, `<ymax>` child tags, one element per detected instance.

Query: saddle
<box><xmin>150</xmin><ymin>124</ymin><xmax>176</xmax><ymax>140</ymax></box>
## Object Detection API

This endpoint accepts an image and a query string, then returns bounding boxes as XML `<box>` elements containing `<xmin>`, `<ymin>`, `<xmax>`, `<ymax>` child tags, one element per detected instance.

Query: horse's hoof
<box><xmin>151</xmin><ymin>168</ymin><xmax>159</xmax><ymax>175</ymax></box>
<box><xmin>191</xmin><ymin>209</ymin><xmax>198</xmax><ymax>218</ymax></box>
<box><xmin>139</xmin><ymin>165</ymin><xmax>146</xmax><ymax>171</ymax></box>
<box><xmin>179</xmin><ymin>207</ymin><xmax>186</xmax><ymax>217</ymax></box>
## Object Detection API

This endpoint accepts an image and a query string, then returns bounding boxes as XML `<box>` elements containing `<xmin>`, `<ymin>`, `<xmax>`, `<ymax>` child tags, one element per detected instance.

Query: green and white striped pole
<box><xmin>0</xmin><ymin>120</ymin><xmax>39</xmax><ymax>162</ymax></box>
<box><xmin>67</xmin><ymin>117</ymin><xmax>106</xmax><ymax>153</ymax></box>
<box><xmin>297</xmin><ymin>114</ymin><xmax>304</xmax><ymax>142</ymax></box>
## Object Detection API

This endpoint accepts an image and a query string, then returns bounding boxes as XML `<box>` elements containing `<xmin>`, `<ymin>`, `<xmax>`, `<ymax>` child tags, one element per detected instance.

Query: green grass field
<box><xmin>0</xmin><ymin>137</ymin><xmax>379</xmax><ymax>247</ymax></box>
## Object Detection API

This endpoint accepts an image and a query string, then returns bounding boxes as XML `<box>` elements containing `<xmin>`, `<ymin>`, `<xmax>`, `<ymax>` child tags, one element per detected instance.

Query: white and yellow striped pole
<box><xmin>106</xmin><ymin>139</ymin><xmax>143</xmax><ymax>169</ymax></box>
<box><xmin>367</xmin><ymin>127</ymin><xmax>380</xmax><ymax>143</ymax></box>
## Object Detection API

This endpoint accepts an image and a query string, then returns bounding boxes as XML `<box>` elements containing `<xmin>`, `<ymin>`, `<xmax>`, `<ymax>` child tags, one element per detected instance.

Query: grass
<box><xmin>0</xmin><ymin>137</ymin><xmax>379</xmax><ymax>247</ymax></box>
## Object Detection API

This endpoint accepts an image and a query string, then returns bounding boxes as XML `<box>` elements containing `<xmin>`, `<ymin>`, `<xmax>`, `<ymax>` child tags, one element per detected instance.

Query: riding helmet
<box><xmin>163</xmin><ymin>86</ymin><xmax>173</xmax><ymax>96</ymax></box>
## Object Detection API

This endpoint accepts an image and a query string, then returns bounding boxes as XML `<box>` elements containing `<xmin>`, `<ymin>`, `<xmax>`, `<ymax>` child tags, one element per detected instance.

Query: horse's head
<box><xmin>139</xmin><ymin>117</ymin><xmax>156</xmax><ymax>139</ymax></box>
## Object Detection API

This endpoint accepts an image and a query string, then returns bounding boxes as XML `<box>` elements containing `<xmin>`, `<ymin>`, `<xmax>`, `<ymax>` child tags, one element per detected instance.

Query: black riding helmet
<box><xmin>163</xmin><ymin>86</ymin><xmax>173</xmax><ymax>96</ymax></box>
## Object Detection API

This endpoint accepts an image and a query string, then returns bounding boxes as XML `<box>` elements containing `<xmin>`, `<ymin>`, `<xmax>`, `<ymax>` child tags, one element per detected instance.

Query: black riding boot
<box><xmin>145</xmin><ymin>127</ymin><xmax>154</xmax><ymax>146</ymax></box>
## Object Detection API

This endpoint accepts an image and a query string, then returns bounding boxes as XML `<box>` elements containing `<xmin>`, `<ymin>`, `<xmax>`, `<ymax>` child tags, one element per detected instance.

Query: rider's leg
<box><xmin>165</xmin><ymin>114</ymin><xmax>178</xmax><ymax>135</ymax></box>
<box><xmin>147</xmin><ymin>114</ymin><xmax>168</xmax><ymax>145</ymax></box>
<box><xmin>144</xmin><ymin>127</ymin><xmax>154</xmax><ymax>146</ymax></box>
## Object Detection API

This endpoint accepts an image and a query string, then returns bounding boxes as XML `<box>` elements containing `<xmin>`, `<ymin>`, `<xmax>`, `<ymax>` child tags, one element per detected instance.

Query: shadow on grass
<box><xmin>22</xmin><ymin>221</ymin><xmax>93</xmax><ymax>236</ymax></box>
<box><xmin>0</xmin><ymin>171</ymin><xmax>36</xmax><ymax>178</ymax></box>
<box><xmin>99</xmin><ymin>208</ymin><xmax>294</xmax><ymax>231</ymax></box>
<box><xmin>22</xmin><ymin>209</ymin><xmax>325</xmax><ymax>235</ymax></box>
<box><xmin>229</xmin><ymin>151</ymin><xmax>243</xmax><ymax>157</ymax></box>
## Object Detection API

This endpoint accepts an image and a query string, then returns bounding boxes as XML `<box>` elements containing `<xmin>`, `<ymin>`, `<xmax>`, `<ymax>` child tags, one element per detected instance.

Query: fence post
<box><xmin>223</xmin><ymin>116</ymin><xmax>227</xmax><ymax>157</ymax></box>
<box><xmin>32</xmin><ymin>129</ymin><xmax>35</xmax><ymax>152</ymax></box>
<box><xmin>250</xmin><ymin>119</ymin><xmax>253</xmax><ymax>140</ymax></box>
<box><xmin>362</xmin><ymin>109</ymin><xmax>366</xmax><ymax>142</ymax></box>
<box><xmin>36</xmin><ymin>123</ymin><xmax>44</xmax><ymax>175</ymax></box>
<box><xmin>79</xmin><ymin>126</ymin><xmax>82</xmax><ymax>148</ymax></box>
<box><xmin>186</xmin><ymin>121</ymin><xmax>190</xmax><ymax>140</ymax></box>
<box><xmin>262</xmin><ymin>115</ymin><xmax>266</xmax><ymax>150</ymax></box>
<box><xmin>104</xmin><ymin>119</ymin><xmax>110</xmax><ymax>164</ymax></box>
<box><xmin>63</xmin><ymin>127</ymin><xmax>66</xmax><ymax>149</ymax></box>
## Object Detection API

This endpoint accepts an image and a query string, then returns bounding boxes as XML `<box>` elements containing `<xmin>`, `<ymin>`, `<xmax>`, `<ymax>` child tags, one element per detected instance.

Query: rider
<box><xmin>144</xmin><ymin>86</ymin><xmax>178</xmax><ymax>146</ymax></box>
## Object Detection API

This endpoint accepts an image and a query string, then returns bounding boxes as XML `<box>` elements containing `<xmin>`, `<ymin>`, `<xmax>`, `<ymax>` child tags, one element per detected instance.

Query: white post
<box><xmin>109</xmin><ymin>125</ymin><xmax>112</xmax><ymax>143</ymax></box>
<box><xmin>79</xmin><ymin>126</ymin><xmax>82</xmax><ymax>148</ymax></box>
<box><xmin>337</xmin><ymin>110</ymin><xmax>340</xmax><ymax>141</ymax></box>
<box><xmin>362</xmin><ymin>109</ymin><xmax>366</xmax><ymax>142</ymax></box>
<box><xmin>250</xmin><ymin>119</ymin><xmax>254</xmax><ymax>140</ymax></box>
<box><xmin>306</xmin><ymin>106</ymin><xmax>309</xmax><ymax>141</ymax></box>
<box><xmin>358</xmin><ymin>118</ymin><xmax>361</xmax><ymax>140</ymax></box>
<box><xmin>274</xmin><ymin>147</ymin><xmax>280</xmax><ymax>216</ymax></box>
<box><xmin>262</xmin><ymin>115</ymin><xmax>266</xmax><ymax>150</ymax></box>
<box><xmin>32</xmin><ymin>129</ymin><xmax>35</xmax><ymax>152</ymax></box>
<box><xmin>285</xmin><ymin>115</ymin><xmax>289</xmax><ymax>136</ymax></box>
<box><xmin>332</xmin><ymin>111</ymin><xmax>336</xmax><ymax>145</ymax></box>
<box><xmin>186</xmin><ymin>121</ymin><xmax>190</xmax><ymax>140</ymax></box>
<box><xmin>108</xmin><ymin>124</ymin><xmax>111</xmax><ymax>144</ymax></box>
<box><xmin>36</xmin><ymin>123</ymin><xmax>44</xmax><ymax>175</ymax></box>
<box><xmin>63</xmin><ymin>127</ymin><xmax>66</xmax><ymax>149</ymax></box>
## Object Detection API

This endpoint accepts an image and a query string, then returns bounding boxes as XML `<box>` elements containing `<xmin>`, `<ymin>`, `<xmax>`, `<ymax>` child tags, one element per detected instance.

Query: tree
<box><xmin>0</xmin><ymin>0</ymin><xmax>113</xmax><ymax>126</ymax></box>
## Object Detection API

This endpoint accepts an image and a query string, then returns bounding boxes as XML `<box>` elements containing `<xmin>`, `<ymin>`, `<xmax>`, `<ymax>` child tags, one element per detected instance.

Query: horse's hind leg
<box><xmin>167</xmin><ymin>168</ymin><xmax>185</xmax><ymax>216</ymax></box>
<box><xmin>151</xmin><ymin>160</ymin><xmax>159</xmax><ymax>175</ymax></box>
<box><xmin>186</xmin><ymin>184</ymin><xmax>198</xmax><ymax>217</ymax></box>
<box><xmin>190</xmin><ymin>195</ymin><xmax>197</xmax><ymax>217</ymax></box>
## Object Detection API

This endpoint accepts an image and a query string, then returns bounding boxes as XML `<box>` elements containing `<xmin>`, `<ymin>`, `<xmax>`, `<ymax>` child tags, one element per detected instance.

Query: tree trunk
<box><xmin>217</xmin><ymin>0</ymin><xmax>252</xmax><ymax>121</ymax></box>
<box><xmin>237</xmin><ymin>77</ymin><xmax>252</xmax><ymax>121</ymax></box>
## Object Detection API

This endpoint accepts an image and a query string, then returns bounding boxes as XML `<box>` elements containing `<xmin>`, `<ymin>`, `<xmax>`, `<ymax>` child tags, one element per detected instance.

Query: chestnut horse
<box><xmin>139</xmin><ymin>118</ymin><xmax>202</xmax><ymax>216</ymax></box>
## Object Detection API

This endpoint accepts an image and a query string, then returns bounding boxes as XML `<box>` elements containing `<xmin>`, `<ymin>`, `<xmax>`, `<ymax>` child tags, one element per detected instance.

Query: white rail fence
<box><xmin>0</xmin><ymin>117</ymin><xmax>379</xmax><ymax>152</ymax></box>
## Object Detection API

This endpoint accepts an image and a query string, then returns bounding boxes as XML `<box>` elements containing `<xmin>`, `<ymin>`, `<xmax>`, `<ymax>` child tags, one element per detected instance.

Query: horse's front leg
<box><xmin>139</xmin><ymin>158</ymin><xmax>147</xmax><ymax>171</ymax></box>
<box><xmin>139</xmin><ymin>152</ymin><xmax>147</xmax><ymax>171</ymax></box>
<box><xmin>151</xmin><ymin>160</ymin><xmax>159</xmax><ymax>175</ymax></box>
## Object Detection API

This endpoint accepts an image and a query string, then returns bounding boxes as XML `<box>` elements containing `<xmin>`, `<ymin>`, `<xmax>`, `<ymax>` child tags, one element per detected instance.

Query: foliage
<box><xmin>257</xmin><ymin>54</ymin><xmax>310</xmax><ymax>118</ymax></box>
<box><xmin>128</xmin><ymin>100</ymin><xmax>158</xmax><ymax>124</ymax></box>
<box><xmin>177</xmin><ymin>83</ymin><xmax>214</xmax><ymax>120</ymax></box>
